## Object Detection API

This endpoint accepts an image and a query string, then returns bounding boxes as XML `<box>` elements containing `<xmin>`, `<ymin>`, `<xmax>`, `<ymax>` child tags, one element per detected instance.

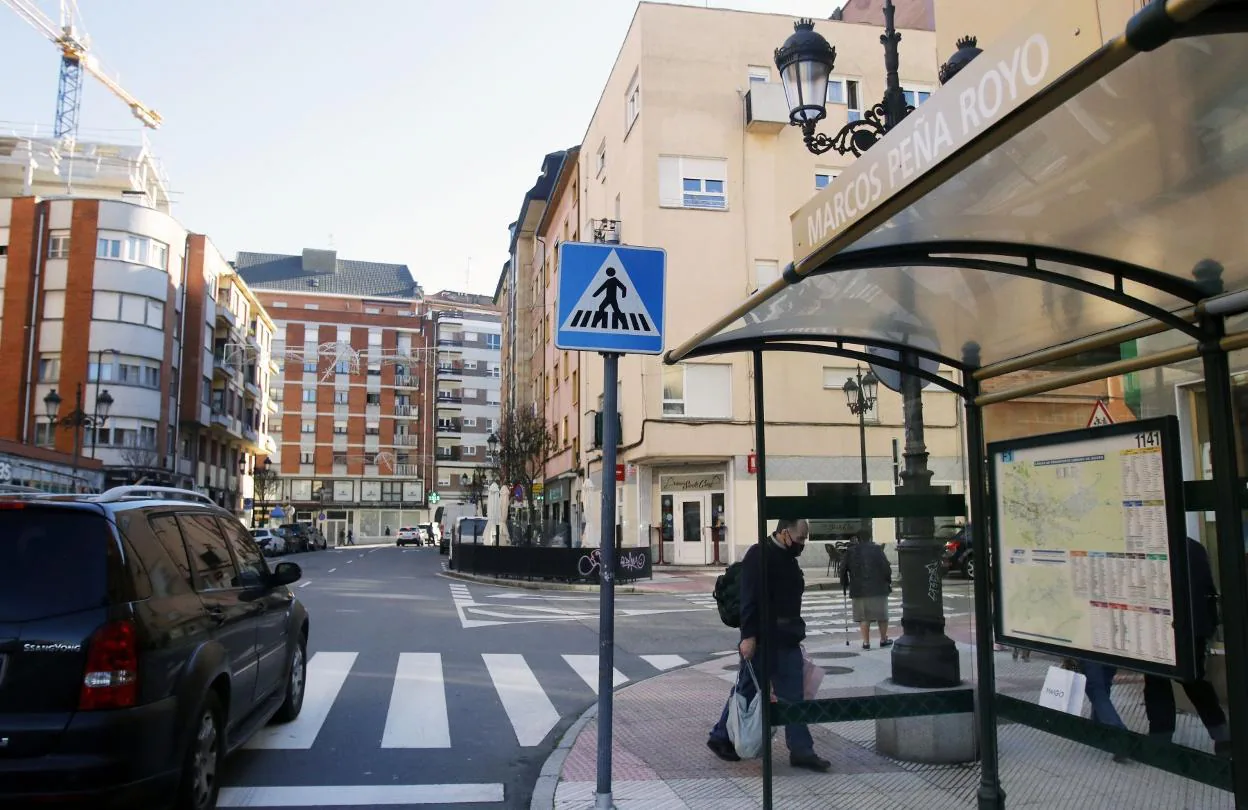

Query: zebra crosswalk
<box><xmin>685</xmin><ymin>590</ymin><xmax>971</xmax><ymax>638</ymax></box>
<box><xmin>245</xmin><ymin>649</ymin><xmax>691</xmax><ymax>753</ymax></box>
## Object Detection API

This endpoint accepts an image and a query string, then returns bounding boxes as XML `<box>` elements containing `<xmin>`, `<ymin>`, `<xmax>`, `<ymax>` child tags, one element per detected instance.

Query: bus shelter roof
<box><xmin>667</xmin><ymin>0</ymin><xmax>1248</xmax><ymax>374</ymax></box>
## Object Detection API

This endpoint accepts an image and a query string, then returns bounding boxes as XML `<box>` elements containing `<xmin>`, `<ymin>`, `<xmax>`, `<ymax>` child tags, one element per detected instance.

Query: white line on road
<box><xmin>382</xmin><ymin>653</ymin><xmax>450</xmax><ymax>748</ymax></box>
<box><xmin>347</xmin><ymin>559</ymin><xmax>354</xmax><ymax>564</ymax></box>
<box><xmin>562</xmin><ymin>654</ymin><xmax>627</xmax><ymax>694</ymax></box>
<box><xmin>328</xmin><ymin>568</ymin><xmax>336</xmax><ymax>573</ymax></box>
<box><xmin>245</xmin><ymin>652</ymin><xmax>356</xmax><ymax>749</ymax></box>
<box><xmin>218</xmin><ymin>783</ymin><xmax>504</xmax><ymax>807</ymax></box>
<box><xmin>483</xmin><ymin>654</ymin><xmax>560</xmax><ymax>747</ymax></box>
<box><xmin>298</xmin><ymin>581</ymin><xmax>311</xmax><ymax>588</ymax></box>
<box><xmin>640</xmin><ymin>654</ymin><xmax>687</xmax><ymax>671</ymax></box>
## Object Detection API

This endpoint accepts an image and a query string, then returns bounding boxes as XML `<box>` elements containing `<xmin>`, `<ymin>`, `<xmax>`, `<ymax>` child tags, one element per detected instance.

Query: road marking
<box><xmin>245</xmin><ymin>652</ymin><xmax>356</xmax><ymax>749</ymax></box>
<box><xmin>298</xmin><ymin>581</ymin><xmax>311</xmax><ymax>588</ymax></box>
<box><xmin>218</xmin><ymin>783</ymin><xmax>505</xmax><ymax>806</ymax></box>
<box><xmin>347</xmin><ymin>559</ymin><xmax>354</xmax><ymax>564</ymax></box>
<box><xmin>640</xmin><ymin>654</ymin><xmax>687</xmax><ymax>671</ymax></box>
<box><xmin>382</xmin><ymin>653</ymin><xmax>450</xmax><ymax>748</ymax></box>
<box><xmin>483</xmin><ymin>654</ymin><xmax>560</xmax><ymax>746</ymax></box>
<box><xmin>562</xmin><ymin>654</ymin><xmax>627</xmax><ymax>693</ymax></box>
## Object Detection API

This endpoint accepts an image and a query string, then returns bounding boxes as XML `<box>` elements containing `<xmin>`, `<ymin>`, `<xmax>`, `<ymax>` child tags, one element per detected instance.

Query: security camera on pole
<box><xmin>555</xmin><ymin>234</ymin><xmax>666</xmax><ymax>810</ymax></box>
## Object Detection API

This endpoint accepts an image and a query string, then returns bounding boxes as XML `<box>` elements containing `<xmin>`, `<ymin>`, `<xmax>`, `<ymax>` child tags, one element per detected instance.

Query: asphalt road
<box><xmin>216</xmin><ymin>545</ymin><xmax>741</xmax><ymax>810</ymax></box>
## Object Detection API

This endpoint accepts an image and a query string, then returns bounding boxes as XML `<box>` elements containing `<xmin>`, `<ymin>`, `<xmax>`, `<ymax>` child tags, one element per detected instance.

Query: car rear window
<box><xmin>460</xmin><ymin>518</ymin><xmax>488</xmax><ymax>539</ymax></box>
<box><xmin>0</xmin><ymin>507</ymin><xmax>111</xmax><ymax>622</ymax></box>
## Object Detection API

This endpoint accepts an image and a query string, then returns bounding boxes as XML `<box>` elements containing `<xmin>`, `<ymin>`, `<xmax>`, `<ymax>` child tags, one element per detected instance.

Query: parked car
<box><xmin>251</xmin><ymin>528</ymin><xmax>286</xmax><ymax>556</ymax></box>
<box><xmin>942</xmin><ymin>525</ymin><xmax>974</xmax><ymax>579</ymax></box>
<box><xmin>419</xmin><ymin>522</ymin><xmax>441</xmax><ymax>548</ymax></box>
<box><xmin>396</xmin><ymin>526</ymin><xmax>421</xmax><ymax>547</ymax></box>
<box><xmin>0</xmin><ymin>485</ymin><xmax>309</xmax><ymax>809</ymax></box>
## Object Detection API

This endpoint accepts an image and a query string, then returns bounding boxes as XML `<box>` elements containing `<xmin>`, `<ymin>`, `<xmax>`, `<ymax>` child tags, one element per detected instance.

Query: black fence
<box><xmin>452</xmin><ymin>542</ymin><xmax>652</xmax><ymax>583</ymax></box>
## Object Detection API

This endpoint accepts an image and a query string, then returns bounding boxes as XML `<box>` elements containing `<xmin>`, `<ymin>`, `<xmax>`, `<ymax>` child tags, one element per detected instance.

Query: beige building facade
<box><xmin>506</xmin><ymin>2</ymin><xmax>967</xmax><ymax>569</ymax></box>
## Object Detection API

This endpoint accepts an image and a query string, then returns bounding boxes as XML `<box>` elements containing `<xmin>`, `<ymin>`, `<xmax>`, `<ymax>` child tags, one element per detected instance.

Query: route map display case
<box><xmin>988</xmin><ymin>416</ymin><xmax>1196</xmax><ymax>680</ymax></box>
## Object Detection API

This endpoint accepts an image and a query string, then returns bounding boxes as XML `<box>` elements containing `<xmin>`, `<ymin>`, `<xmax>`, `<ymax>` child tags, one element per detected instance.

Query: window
<box><xmin>301</xmin><ymin>420</ymin><xmax>315</xmax><ymax>433</ymax></box>
<box><xmin>747</xmin><ymin>65</ymin><xmax>770</xmax><ymax>83</ymax></box>
<box><xmin>486</xmin><ymin>333</ymin><xmax>501</xmax><ymax>350</ymax></box>
<box><xmin>368</xmin><ymin>330</ymin><xmax>382</xmax><ymax>345</ymax></box>
<box><xmin>488</xmin><ymin>362</ymin><xmax>500</xmax><ymax>378</ymax></box>
<box><xmin>464</xmin><ymin>445</ymin><xmax>477</xmax><ymax>457</ymax></box>
<box><xmin>364</xmin><ymin>307</ymin><xmax>380</xmax><ymax>315</ymax></box>
<box><xmin>300</xmin><ymin>451</ymin><xmax>315</xmax><ymax>463</ymax></box>
<box><xmin>662</xmin><ymin>363</ymin><xmax>732</xmax><ymax>419</ymax></box>
<box><xmin>815</xmin><ymin>170</ymin><xmax>840</xmax><ymax>190</ymax></box>
<box><xmin>334</xmin><ymin>390</ymin><xmax>349</xmax><ymax>404</ymax></box>
<box><xmin>595</xmin><ymin>139</ymin><xmax>606</xmax><ymax>177</ymax></box>
<box><xmin>464</xmin><ymin>359</ymin><xmax>477</xmax><ymax>370</ymax></box>
<box><xmin>625</xmin><ymin>74</ymin><xmax>640</xmax><ymax>129</ymax></box>
<box><xmin>302</xmin><ymin>389</ymin><xmax>316</xmax><ymax>403</ymax></box>
<box><xmin>37</xmin><ymin>354</ymin><xmax>59</xmax><ymax>382</ymax></box>
<box><xmin>562</xmin><ymin>416</ymin><xmax>569</xmax><ymax>446</ymax></box>
<box><xmin>143</xmin><ymin>515</ymin><xmax>194</xmax><ymax>595</ymax></box>
<box><xmin>91</xmin><ymin>291</ymin><xmax>166</xmax><ymax>329</ymax></box>
<box><xmin>553</xmin><ymin>362</ymin><xmax>560</xmax><ymax>389</ymax></box>
<box><xmin>177</xmin><ymin>514</ymin><xmax>236</xmax><ymax>591</ymax></box>
<box><xmin>47</xmin><ymin>231</ymin><xmax>70</xmax><ymax>259</ymax></box>
<box><xmin>335</xmin><ymin>361</ymin><xmax>351</xmax><ymax>374</ymax></box>
<box><xmin>121</xmin><ymin>295</ymin><xmax>146</xmax><ymax>323</ymax></box>
<box><xmin>365</xmin><ymin>424</ymin><xmax>380</xmax><ymax>436</ymax></box>
<box><xmin>334</xmin><ymin>422</ymin><xmax>347</xmax><ymax>435</ymax></box>
<box><xmin>33</xmin><ymin>422</ymin><xmax>53</xmax><ymax>447</ymax></box>
<box><xmin>42</xmin><ymin>290</ymin><xmax>65</xmax><ymax>319</ymax></box>
<box><xmin>827</xmin><ymin>77</ymin><xmax>862</xmax><ymax>121</ymax></box>
<box><xmin>303</xmin><ymin>362</ymin><xmax>317</xmax><ymax>373</ymax></box>
<box><xmin>147</xmin><ymin>300</ymin><xmax>164</xmax><ymax>328</ymax></box>
<box><xmin>659</xmin><ymin>156</ymin><xmax>727</xmax><ymax>210</ymax></box>
<box><xmin>96</xmin><ymin>237</ymin><xmax>121</xmax><ymax>259</ymax></box>
<box><xmin>755</xmin><ymin>260</ymin><xmax>780</xmax><ymax>291</ymax></box>
<box><xmin>572</xmin><ymin>370</ymin><xmax>579</xmax><ymax>405</ymax></box>
<box><xmin>902</xmin><ymin>84</ymin><xmax>933</xmax><ymax>108</ymax></box>
<box><xmin>366</xmin><ymin>392</ymin><xmax>381</xmax><ymax>405</ymax></box>
<box><xmin>562</xmin><ymin>352</ymin><xmax>569</xmax><ymax>378</ymax></box>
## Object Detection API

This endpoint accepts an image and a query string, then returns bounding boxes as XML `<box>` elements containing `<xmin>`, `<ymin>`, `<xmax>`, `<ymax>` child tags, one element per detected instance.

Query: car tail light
<box><xmin>945</xmin><ymin>540</ymin><xmax>959</xmax><ymax>552</ymax></box>
<box><xmin>79</xmin><ymin>619</ymin><xmax>138</xmax><ymax>710</ymax></box>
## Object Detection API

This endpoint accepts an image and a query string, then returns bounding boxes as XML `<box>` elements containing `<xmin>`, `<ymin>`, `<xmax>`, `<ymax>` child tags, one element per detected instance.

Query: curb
<box><xmin>529</xmin><ymin>703</ymin><xmax>598</xmax><ymax>810</ymax></box>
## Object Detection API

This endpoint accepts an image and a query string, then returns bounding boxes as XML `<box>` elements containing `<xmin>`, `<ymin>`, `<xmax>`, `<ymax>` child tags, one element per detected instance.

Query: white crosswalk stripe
<box><xmin>242</xmin><ymin>649</ymin><xmax>693</xmax><ymax>755</ymax></box>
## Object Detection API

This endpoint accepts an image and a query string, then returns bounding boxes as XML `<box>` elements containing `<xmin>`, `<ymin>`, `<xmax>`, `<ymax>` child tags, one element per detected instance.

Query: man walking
<box><xmin>707</xmin><ymin>518</ymin><xmax>832</xmax><ymax>772</ymax></box>
<box><xmin>841</xmin><ymin>533</ymin><xmax>893</xmax><ymax>650</ymax></box>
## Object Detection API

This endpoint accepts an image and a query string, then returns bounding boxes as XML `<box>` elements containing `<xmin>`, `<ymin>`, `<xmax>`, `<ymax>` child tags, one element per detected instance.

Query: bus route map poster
<box><xmin>988</xmin><ymin>416</ymin><xmax>1195</xmax><ymax>679</ymax></box>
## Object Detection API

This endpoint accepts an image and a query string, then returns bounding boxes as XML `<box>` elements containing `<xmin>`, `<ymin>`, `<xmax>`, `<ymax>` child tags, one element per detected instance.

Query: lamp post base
<box><xmin>891</xmin><ymin>539</ymin><xmax>961</xmax><ymax>689</ymax></box>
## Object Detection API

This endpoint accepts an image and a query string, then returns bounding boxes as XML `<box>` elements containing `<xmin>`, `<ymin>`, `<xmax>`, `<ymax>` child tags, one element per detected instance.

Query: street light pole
<box><xmin>44</xmin><ymin>383</ymin><xmax>114</xmax><ymax>491</ymax></box>
<box><xmin>842</xmin><ymin>366</ymin><xmax>878</xmax><ymax>487</ymax></box>
<box><xmin>775</xmin><ymin>8</ymin><xmax>982</xmax><ymax>689</ymax></box>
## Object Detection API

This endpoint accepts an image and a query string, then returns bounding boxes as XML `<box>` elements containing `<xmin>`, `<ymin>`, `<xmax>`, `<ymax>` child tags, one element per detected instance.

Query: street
<box><xmin>215</xmin><ymin>545</ymin><xmax>978</xmax><ymax>809</ymax></box>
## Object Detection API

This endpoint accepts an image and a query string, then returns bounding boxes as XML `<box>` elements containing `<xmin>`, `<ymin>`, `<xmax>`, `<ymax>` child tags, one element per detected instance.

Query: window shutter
<box><xmin>684</xmin><ymin>363</ymin><xmax>732</xmax><ymax>419</ymax></box>
<box><xmin>658</xmin><ymin>156</ymin><xmax>682</xmax><ymax>207</ymax></box>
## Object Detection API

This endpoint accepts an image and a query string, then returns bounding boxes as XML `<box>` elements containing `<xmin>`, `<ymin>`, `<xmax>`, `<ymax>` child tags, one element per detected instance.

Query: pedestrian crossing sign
<box><xmin>555</xmin><ymin>242</ymin><xmax>666</xmax><ymax>354</ymax></box>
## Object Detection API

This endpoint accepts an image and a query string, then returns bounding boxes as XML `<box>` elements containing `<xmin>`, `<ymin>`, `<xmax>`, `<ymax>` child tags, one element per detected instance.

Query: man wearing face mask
<box><xmin>707</xmin><ymin>518</ymin><xmax>831</xmax><ymax>772</ymax></box>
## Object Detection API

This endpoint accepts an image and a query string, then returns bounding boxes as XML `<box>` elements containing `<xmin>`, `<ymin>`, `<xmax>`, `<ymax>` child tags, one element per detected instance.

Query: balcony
<box><xmin>437</xmin><ymin>363</ymin><xmax>463</xmax><ymax>378</ymax></box>
<box><xmin>435</xmin><ymin>447</ymin><xmax>462</xmax><ymax>462</ymax></box>
<box><xmin>436</xmin><ymin>393</ymin><xmax>462</xmax><ymax>404</ymax></box>
<box><xmin>395</xmin><ymin>464</ymin><xmax>420</xmax><ymax>476</ymax></box>
<box><xmin>437</xmin><ymin>337</ymin><xmax>464</xmax><ymax>347</ymax></box>
<box><xmin>211</xmin><ymin>410</ymin><xmax>231</xmax><ymax>428</ymax></box>
<box><xmin>394</xmin><ymin>404</ymin><xmax>414</xmax><ymax>417</ymax></box>
<box><xmin>244</xmin><ymin>380</ymin><xmax>261</xmax><ymax>399</ymax></box>
<box><xmin>266</xmin><ymin>398</ymin><xmax>279</xmax><ymax>413</ymax></box>
<box><xmin>215</xmin><ymin>304</ymin><xmax>237</xmax><ymax>328</ymax></box>
<box><xmin>243</xmin><ymin>425</ymin><xmax>258</xmax><ymax>443</ymax></box>
<box><xmin>436</xmin><ymin>421</ymin><xmax>462</xmax><ymax>435</ymax></box>
<box><xmin>393</xmin><ymin>434</ymin><xmax>419</xmax><ymax>447</ymax></box>
<box><xmin>263</xmin><ymin>434</ymin><xmax>278</xmax><ymax>454</ymax></box>
<box><xmin>212</xmin><ymin>356</ymin><xmax>239</xmax><ymax>380</ymax></box>
<box><xmin>394</xmin><ymin>373</ymin><xmax>419</xmax><ymax>389</ymax></box>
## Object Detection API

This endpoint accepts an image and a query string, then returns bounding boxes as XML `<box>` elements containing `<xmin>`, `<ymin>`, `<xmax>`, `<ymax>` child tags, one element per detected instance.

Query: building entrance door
<box><xmin>674</xmin><ymin>494</ymin><xmax>707</xmax><ymax>564</ymax></box>
<box><xmin>325</xmin><ymin>519</ymin><xmax>346</xmax><ymax>546</ymax></box>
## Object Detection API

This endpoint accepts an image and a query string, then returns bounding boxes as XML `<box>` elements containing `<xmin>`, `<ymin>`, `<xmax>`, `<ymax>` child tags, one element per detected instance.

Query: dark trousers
<box><xmin>1080</xmin><ymin>661</ymin><xmax>1124</xmax><ymax>729</ymax></box>
<box><xmin>708</xmin><ymin>645</ymin><xmax>814</xmax><ymax>756</ymax></box>
<box><xmin>1143</xmin><ymin>637</ymin><xmax>1227</xmax><ymax>737</ymax></box>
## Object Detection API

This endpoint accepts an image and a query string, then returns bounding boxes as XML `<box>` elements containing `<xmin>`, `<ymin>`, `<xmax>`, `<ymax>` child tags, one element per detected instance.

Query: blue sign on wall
<box><xmin>554</xmin><ymin>242</ymin><xmax>666</xmax><ymax>355</ymax></box>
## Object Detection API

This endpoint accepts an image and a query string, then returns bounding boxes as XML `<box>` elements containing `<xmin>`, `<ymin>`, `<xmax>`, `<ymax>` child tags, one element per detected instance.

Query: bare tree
<box><xmin>464</xmin><ymin>466</ymin><xmax>493</xmax><ymax>516</ymax></box>
<box><xmin>252</xmin><ymin>463</ymin><xmax>282</xmax><ymax>524</ymax></box>
<box><xmin>495</xmin><ymin>407</ymin><xmax>558</xmax><ymax>529</ymax></box>
<box><xmin>119</xmin><ymin>442</ymin><xmax>161</xmax><ymax>484</ymax></box>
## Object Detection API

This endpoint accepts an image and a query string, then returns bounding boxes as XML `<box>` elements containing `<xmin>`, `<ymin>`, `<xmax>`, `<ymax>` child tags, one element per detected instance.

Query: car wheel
<box><xmin>175</xmin><ymin>691</ymin><xmax>224</xmax><ymax>810</ymax></box>
<box><xmin>272</xmin><ymin>636</ymin><xmax>307</xmax><ymax>723</ymax></box>
<box><xmin>963</xmin><ymin>556</ymin><xmax>975</xmax><ymax>581</ymax></box>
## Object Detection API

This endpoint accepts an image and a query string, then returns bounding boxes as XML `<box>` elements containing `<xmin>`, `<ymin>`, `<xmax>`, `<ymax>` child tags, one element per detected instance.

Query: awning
<box><xmin>668</xmin><ymin>0</ymin><xmax>1248</xmax><ymax>373</ymax></box>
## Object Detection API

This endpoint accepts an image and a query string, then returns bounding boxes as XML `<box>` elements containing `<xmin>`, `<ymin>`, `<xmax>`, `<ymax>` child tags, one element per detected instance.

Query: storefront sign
<box><xmin>333</xmin><ymin>480</ymin><xmax>354</xmax><ymax>502</ymax></box>
<box><xmin>361</xmin><ymin>480</ymin><xmax>381</xmax><ymax>502</ymax></box>
<box><xmin>660</xmin><ymin>473</ymin><xmax>725</xmax><ymax>493</ymax></box>
<box><xmin>790</xmin><ymin>0</ymin><xmax>1102</xmax><ymax>268</ymax></box>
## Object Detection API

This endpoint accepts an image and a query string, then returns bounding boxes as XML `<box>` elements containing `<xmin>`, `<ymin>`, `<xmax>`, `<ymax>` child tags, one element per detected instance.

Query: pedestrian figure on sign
<box><xmin>590</xmin><ymin>267</ymin><xmax>627</xmax><ymax>329</ymax></box>
<box><xmin>841</xmin><ymin>533</ymin><xmax>893</xmax><ymax>649</ymax></box>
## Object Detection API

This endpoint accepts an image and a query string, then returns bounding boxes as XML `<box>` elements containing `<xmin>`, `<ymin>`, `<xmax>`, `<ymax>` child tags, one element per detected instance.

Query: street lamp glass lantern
<box><xmin>487</xmin><ymin>432</ymin><xmax>499</xmax><ymax>455</ymax></box>
<box><xmin>842</xmin><ymin>376</ymin><xmax>860</xmax><ymax>409</ymax></box>
<box><xmin>861</xmin><ymin>369</ymin><xmax>879</xmax><ymax>404</ymax></box>
<box><xmin>774</xmin><ymin>18</ymin><xmax>835</xmax><ymax>126</ymax></box>
<box><xmin>95</xmin><ymin>389</ymin><xmax>114</xmax><ymax>422</ymax></box>
<box><xmin>43</xmin><ymin>389</ymin><xmax>62</xmax><ymax>422</ymax></box>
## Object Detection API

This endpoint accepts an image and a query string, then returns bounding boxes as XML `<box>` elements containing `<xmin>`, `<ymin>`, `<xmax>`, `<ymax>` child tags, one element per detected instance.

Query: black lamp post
<box><xmin>842</xmin><ymin>367</ymin><xmax>878</xmax><ymax>488</ymax></box>
<box><xmin>44</xmin><ymin>383</ymin><xmax>113</xmax><ymax>490</ymax></box>
<box><xmin>487</xmin><ymin>432</ymin><xmax>500</xmax><ymax>463</ymax></box>
<box><xmin>775</xmin><ymin>7</ymin><xmax>978</xmax><ymax>689</ymax></box>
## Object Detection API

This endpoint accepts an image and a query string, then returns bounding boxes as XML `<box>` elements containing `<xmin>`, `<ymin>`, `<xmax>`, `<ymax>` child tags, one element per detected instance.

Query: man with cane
<box><xmin>841</xmin><ymin>532</ymin><xmax>893</xmax><ymax>650</ymax></box>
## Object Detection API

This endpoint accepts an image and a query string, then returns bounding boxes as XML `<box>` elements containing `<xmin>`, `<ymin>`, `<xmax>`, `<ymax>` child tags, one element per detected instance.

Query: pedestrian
<box><xmin>385</xmin><ymin>526</ymin><xmax>391</xmax><ymax>537</ymax></box>
<box><xmin>338</xmin><ymin>528</ymin><xmax>345</xmax><ymax>547</ymax></box>
<box><xmin>1074</xmin><ymin>658</ymin><xmax>1129</xmax><ymax>763</ymax></box>
<box><xmin>347</xmin><ymin>528</ymin><xmax>355</xmax><ymax>546</ymax></box>
<box><xmin>1142</xmin><ymin>536</ymin><xmax>1230</xmax><ymax>756</ymax></box>
<box><xmin>707</xmin><ymin>518</ymin><xmax>832</xmax><ymax>772</ymax></box>
<box><xmin>841</xmin><ymin>533</ymin><xmax>892</xmax><ymax>650</ymax></box>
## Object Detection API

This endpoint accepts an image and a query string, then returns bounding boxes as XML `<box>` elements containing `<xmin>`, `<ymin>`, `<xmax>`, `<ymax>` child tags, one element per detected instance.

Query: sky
<box><xmin>2</xmin><ymin>0</ymin><xmax>842</xmax><ymax>297</ymax></box>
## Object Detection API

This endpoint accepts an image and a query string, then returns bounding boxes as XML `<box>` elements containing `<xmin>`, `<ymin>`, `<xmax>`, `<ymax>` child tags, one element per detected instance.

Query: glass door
<box><xmin>674</xmin><ymin>495</ymin><xmax>707</xmax><ymax>564</ymax></box>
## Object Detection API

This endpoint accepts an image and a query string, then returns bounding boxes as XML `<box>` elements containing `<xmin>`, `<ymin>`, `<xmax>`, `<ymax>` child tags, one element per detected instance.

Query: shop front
<box><xmin>657</xmin><ymin>469</ymin><xmax>728</xmax><ymax>565</ymax></box>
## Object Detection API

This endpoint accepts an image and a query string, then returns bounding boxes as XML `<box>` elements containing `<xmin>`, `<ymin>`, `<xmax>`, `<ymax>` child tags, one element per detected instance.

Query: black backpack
<box><xmin>713</xmin><ymin>561</ymin><xmax>744</xmax><ymax>628</ymax></box>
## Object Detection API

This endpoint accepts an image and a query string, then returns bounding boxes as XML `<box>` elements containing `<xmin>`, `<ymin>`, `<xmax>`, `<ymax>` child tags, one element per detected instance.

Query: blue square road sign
<box><xmin>554</xmin><ymin>242</ymin><xmax>666</xmax><ymax>355</ymax></box>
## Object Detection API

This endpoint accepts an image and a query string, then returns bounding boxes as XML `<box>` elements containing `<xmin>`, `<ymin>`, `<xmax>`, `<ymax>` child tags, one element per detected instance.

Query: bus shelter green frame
<box><xmin>665</xmin><ymin>2</ymin><xmax>1248</xmax><ymax>807</ymax></box>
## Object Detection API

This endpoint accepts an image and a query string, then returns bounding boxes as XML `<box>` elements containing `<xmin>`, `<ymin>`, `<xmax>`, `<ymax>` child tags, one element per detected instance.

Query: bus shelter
<box><xmin>667</xmin><ymin>1</ymin><xmax>1248</xmax><ymax>806</ymax></box>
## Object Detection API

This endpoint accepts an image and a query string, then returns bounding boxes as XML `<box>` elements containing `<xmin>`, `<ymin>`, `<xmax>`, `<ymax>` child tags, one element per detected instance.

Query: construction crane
<box><xmin>3</xmin><ymin>0</ymin><xmax>161</xmax><ymax>140</ymax></box>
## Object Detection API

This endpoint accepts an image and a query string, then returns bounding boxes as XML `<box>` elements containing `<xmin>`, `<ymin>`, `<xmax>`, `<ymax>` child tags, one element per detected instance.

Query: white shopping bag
<box><xmin>727</xmin><ymin>661</ymin><xmax>765</xmax><ymax>759</ymax></box>
<box><xmin>1039</xmin><ymin>665</ymin><xmax>1086</xmax><ymax>714</ymax></box>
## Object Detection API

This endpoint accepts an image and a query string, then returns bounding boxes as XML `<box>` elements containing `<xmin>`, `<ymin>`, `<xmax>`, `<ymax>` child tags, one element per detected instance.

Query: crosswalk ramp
<box><xmin>245</xmin><ymin>650</ymin><xmax>691</xmax><ymax>752</ymax></box>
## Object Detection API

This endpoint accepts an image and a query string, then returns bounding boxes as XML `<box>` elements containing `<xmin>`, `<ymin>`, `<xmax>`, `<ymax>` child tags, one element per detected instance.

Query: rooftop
<box><xmin>234</xmin><ymin>249</ymin><xmax>422</xmax><ymax>300</ymax></box>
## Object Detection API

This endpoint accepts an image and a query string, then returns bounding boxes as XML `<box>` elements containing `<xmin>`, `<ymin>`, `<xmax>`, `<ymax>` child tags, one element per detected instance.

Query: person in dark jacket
<box><xmin>706</xmin><ymin>519</ymin><xmax>831</xmax><ymax>772</ymax></box>
<box><xmin>841</xmin><ymin>533</ymin><xmax>893</xmax><ymax>649</ymax></box>
<box><xmin>1143</xmin><ymin>537</ymin><xmax>1230</xmax><ymax>755</ymax></box>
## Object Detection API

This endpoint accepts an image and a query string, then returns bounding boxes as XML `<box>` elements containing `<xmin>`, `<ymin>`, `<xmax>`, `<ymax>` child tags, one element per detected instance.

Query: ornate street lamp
<box><xmin>774</xmin><ymin>6</ymin><xmax>978</xmax><ymax>690</ymax></box>
<box><xmin>44</xmin><ymin>384</ymin><xmax>113</xmax><ymax>489</ymax></box>
<box><xmin>487</xmin><ymin>432</ymin><xmax>500</xmax><ymax>459</ymax></box>
<box><xmin>844</xmin><ymin>367</ymin><xmax>879</xmax><ymax>538</ymax></box>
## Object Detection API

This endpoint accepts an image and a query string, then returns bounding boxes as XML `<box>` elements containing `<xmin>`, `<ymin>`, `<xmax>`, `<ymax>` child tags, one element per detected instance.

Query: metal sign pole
<box><xmin>595</xmin><ymin>350</ymin><xmax>620</xmax><ymax>809</ymax></box>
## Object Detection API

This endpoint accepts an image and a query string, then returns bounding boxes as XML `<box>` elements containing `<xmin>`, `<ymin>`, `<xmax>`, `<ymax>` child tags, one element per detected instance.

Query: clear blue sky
<box><xmin>2</xmin><ymin>1</ymin><xmax>841</xmax><ymax>296</ymax></box>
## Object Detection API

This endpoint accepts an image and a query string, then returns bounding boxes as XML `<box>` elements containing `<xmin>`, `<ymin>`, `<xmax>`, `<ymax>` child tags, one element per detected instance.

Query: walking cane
<box><xmin>842</xmin><ymin>586</ymin><xmax>850</xmax><ymax>646</ymax></box>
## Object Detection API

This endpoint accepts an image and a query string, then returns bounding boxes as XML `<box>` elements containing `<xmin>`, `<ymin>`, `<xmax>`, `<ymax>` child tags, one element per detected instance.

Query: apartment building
<box><xmin>0</xmin><ymin>178</ymin><xmax>275</xmax><ymax>506</ymax></box>
<box><xmin>426</xmin><ymin>291</ymin><xmax>502</xmax><ymax>510</ymax></box>
<box><xmin>503</xmin><ymin>3</ymin><xmax>963</xmax><ymax>569</ymax></box>
<box><xmin>236</xmin><ymin>249</ymin><xmax>434</xmax><ymax>541</ymax></box>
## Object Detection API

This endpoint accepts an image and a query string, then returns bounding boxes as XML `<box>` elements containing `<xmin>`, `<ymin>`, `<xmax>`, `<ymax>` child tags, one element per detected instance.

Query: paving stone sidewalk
<box><xmin>545</xmin><ymin>643</ymin><xmax>1231</xmax><ymax>810</ymax></box>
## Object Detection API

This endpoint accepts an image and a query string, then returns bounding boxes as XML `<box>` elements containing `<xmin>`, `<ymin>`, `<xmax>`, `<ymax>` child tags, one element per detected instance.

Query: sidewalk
<box><xmin>539</xmin><ymin>642</ymin><xmax>1231</xmax><ymax>809</ymax></box>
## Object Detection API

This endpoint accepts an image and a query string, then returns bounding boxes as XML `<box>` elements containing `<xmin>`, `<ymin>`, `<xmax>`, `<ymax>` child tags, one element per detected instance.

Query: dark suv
<box><xmin>0</xmin><ymin>486</ymin><xmax>310</xmax><ymax>809</ymax></box>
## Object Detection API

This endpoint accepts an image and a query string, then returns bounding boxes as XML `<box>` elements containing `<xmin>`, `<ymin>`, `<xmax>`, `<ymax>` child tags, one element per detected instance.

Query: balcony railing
<box><xmin>436</xmin><ymin>393</ymin><xmax>462</xmax><ymax>404</ymax></box>
<box><xmin>437</xmin><ymin>364</ymin><xmax>463</xmax><ymax>376</ymax></box>
<box><xmin>436</xmin><ymin>421</ymin><xmax>461</xmax><ymax>433</ymax></box>
<box><xmin>395</xmin><ymin>464</ymin><xmax>420</xmax><ymax>476</ymax></box>
<box><xmin>394</xmin><ymin>373</ymin><xmax>418</xmax><ymax>388</ymax></box>
<box><xmin>243</xmin><ymin>425</ymin><xmax>258</xmax><ymax>442</ymax></box>
<box><xmin>437</xmin><ymin>338</ymin><xmax>464</xmax><ymax>347</ymax></box>
<box><xmin>393</xmin><ymin>434</ymin><xmax>419</xmax><ymax>447</ymax></box>
<box><xmin>394</xmin><ymin>404</ymin><xmax>413</xmax><ymax>416</ymax></box>
<box><xmin>435</xmin><ymin>448</ymin><xmax>462</xmax><ymax>461</ymax></box>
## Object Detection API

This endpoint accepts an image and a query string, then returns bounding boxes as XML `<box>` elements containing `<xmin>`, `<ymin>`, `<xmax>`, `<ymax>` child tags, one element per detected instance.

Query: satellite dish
<box><xmin>866</xmin><ymin>346</ymin><xmax>940</xmax><ymax>393</ymax></box>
